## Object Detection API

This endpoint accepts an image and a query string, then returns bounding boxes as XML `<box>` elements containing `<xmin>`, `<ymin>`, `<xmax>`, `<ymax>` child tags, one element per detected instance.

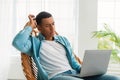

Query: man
<box><xmin>12</xmin><ymin>11</ymin><xmax>120</xmax><ymax>80</ymax></box>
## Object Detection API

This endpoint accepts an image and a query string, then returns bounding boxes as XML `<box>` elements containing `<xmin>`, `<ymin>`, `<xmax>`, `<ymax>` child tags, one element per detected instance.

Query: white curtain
<box><xmin>0</xmin><ymin>0</ymin><xmax>13</xmax><ymax>80</ymax></box>
<box><xmin>0</xmin><ymin>0</ymin><xmax>79</xmax><ymax>79</ymax></box>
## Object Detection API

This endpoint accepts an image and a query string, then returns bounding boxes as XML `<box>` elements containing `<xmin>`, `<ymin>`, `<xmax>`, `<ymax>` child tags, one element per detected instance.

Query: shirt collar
<box><xmin>38</xmin><ymin>33</ymin><xmax>59</xmax><ymax>41</ymax></box>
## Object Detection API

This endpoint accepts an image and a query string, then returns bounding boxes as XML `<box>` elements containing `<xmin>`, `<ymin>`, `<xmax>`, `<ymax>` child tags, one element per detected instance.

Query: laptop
<box><xmin>79</xmin><ymin>50</ymin><xmax>112</xmax><ymax>77</ymax></box>
<box><xmin>69</xmin><ymin>50</ymin><xmax>111</xmax><ymax>77</ymax></box>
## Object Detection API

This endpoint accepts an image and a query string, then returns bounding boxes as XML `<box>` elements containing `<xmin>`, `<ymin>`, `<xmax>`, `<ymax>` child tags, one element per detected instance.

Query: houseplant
<box><xmin>92</xmin><ymin>24</ymin><xmax>120</xmax><ymax>63</ymax></box>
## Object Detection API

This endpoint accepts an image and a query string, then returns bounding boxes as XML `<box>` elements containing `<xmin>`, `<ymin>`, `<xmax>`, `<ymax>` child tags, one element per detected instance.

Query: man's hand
<box><xmin>24</xmin><ymin>14</ymin><xmax>37</xmax><ymax>29</ymax></box>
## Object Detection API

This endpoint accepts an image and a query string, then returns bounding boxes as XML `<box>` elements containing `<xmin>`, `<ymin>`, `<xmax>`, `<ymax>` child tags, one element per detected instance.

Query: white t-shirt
<box><xmin>39</xmin><ymin>40</ymin><xmax>72</xmax><ymax>79</ymax></box>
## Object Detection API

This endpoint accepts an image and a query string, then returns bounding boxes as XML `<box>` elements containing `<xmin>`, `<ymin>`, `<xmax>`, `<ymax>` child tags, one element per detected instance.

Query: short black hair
<box><xmin>36</xmin><ymin>11</ymin><xmax>52</xmax><ymax>25</ymax></box>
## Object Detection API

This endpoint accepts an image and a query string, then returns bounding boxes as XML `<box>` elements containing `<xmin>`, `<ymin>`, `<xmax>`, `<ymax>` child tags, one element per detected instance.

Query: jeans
<box><xmin>50</xmin><ymin>70</ymin><xmax>120</xmax><ymax>80</ymax></box>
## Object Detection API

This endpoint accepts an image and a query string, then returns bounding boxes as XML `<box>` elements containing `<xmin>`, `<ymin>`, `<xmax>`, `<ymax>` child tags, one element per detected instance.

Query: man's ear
<box><xmin>37</xmin><ymin>25</ymin><xmax>41</xmax><ymax>32</ymax></box>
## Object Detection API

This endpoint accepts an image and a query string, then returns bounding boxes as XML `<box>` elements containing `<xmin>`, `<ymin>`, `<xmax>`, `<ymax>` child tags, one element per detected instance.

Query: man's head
<box><xmin>36</xmin><ymin>11</ymin><xmax>55</xmax><ymax>40</ymax></box>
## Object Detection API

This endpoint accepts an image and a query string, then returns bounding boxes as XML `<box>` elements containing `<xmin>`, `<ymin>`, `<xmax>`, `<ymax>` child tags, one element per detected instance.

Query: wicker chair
<box><xmin>21</xmin><ymin>53</ymin><xmax>37</xmax><ymax>80</ymax></box>
<box><xmin>21</xmin><ymin>52</ymin><xmax>82</xmax><ymax>80</ymax></box>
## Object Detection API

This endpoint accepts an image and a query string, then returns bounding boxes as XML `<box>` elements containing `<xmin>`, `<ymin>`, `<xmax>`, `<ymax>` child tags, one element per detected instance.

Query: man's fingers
<box><xmin>28</xmin><ymin>14</ymin><xmax>35</xmax><ymax>23</ymax></box>
<box><xmin>28</xmin><ymin>14</ymin><xmax>35</xmax><ymax>19</ymax></box>
<box><xmin>27</xmin><ymin>14</ymin><xmax>37</xmax><ymax>28</ymax></box>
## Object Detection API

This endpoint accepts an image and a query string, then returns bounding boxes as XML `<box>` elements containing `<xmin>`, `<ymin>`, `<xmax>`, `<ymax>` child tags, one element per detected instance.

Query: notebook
<box><xmin>79</xmin><ymin>50</ymin><xmax>112</xmax><ymax>77</ymax></box>
<box><xmin>68</xmin><ymin>50</ymin><xmax>111</xmax><ymax>77</ymax></box>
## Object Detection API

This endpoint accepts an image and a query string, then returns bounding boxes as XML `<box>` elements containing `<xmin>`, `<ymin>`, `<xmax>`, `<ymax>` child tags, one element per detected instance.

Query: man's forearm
<box><xmin>12</xmin><ymin>26</ymin><xmax>32</xmax><ymax>53</ymax></box>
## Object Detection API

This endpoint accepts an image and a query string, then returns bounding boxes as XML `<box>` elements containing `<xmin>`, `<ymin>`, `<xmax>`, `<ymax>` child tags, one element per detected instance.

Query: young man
<box><xmin>12</xmin><ymin>11</ymin><xmax>120</xmax><ymax>80</ymax></box>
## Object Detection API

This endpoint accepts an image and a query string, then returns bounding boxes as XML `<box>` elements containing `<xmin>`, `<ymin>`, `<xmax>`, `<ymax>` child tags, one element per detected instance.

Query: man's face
<box><xmin>37</xmin><ymin>17</ymin><xmax>55</xmax><ymax>39</ymax></box>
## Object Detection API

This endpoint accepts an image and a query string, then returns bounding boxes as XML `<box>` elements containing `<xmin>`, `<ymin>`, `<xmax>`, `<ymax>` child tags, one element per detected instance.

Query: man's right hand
<box><xmin>24</xmin><ymin>14</ymin><xmax>37</xmax><ymax>29</ymax></box>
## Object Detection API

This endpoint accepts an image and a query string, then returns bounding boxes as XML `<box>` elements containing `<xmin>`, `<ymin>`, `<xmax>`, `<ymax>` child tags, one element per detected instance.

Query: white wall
<box><xmin>78</xmin><ymin>0</ymin><xmax>98</xmax><ymax>59</ymax></box>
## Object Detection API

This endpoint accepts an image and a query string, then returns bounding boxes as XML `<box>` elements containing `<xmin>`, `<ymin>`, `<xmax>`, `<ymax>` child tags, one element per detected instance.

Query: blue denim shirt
<box><xmin>12</xmin><ymin>26</ymin><xmax>81</xmax><ymax>80</ymax></box>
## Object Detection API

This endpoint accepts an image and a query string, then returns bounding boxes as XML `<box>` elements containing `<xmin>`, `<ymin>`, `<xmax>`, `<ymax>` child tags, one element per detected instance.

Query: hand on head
<box><xmin>24</xmin><ymin>14</ymin><xmax>37</xmax><ymax>29</ymax></box>
<box><xmin>24</xmin><ymin>14</ymin><xmax>39</xmax><ymax>36</ymax></box>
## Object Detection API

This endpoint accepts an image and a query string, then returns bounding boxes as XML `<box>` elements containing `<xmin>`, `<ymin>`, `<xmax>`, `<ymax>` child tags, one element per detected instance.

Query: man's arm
<box><xmin>62</xmin><ymin>37</ymin><xmax>81</xmax><ymax>72</ymax></box>
<box><xmin>12</xmin><ymin>15</ymin><xmax>37</xmax><ymax>56</ymax></box>
<box><xmin>12</xmin><ymin>26</ymin><xmax>33</xmax><ymax>55</ymax></box>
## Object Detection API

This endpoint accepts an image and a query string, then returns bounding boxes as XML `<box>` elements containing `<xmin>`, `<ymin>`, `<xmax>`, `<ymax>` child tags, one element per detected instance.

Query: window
<box><xmin>98</xmin><ymin>0</ymin><xmax>120</xmax><ymax>35</ymax></box>
<box><xmin>98</xmin><ymin>0</ymin><xmax>120</xmax><ymax>76</ymax></box>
